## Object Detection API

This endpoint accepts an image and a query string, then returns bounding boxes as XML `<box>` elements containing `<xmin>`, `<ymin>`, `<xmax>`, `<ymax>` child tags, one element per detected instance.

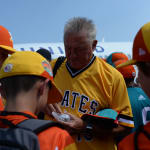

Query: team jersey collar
<box><xmin>66</xmin><ymin>55</ymin><xmax>96</xmax><ymax>77</ymax></box>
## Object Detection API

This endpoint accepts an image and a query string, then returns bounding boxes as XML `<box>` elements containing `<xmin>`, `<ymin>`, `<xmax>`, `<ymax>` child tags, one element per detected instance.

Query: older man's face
<box><xmin>64</xmin><ymin>32</ymin><xmax>97</xmax><ymax>70</ymax></box>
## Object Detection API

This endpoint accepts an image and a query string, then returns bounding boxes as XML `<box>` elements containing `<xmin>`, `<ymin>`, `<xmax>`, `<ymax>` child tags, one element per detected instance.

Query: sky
<box><xmin>1</xmin><ymin>0</ymin><xmax>150</xmax><ymax>44</ymax></box>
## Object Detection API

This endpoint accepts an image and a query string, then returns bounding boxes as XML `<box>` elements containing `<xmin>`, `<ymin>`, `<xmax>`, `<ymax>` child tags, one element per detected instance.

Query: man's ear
<box><xmin>92</xmin><ymin>40</ymin><xmax>97</xmax><ymax>51</ymax></box>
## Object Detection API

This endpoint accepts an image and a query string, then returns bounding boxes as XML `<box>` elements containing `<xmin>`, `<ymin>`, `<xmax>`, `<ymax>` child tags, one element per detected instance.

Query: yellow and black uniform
<box><xmin>0</xmin><ymin>111</ymin><xmax>77</xmax><ymax>150</ymax></box>
<box><xmin>50</xmin><ymin>56</ymin><xmax>134</xmax><ymax>150</ymax></box>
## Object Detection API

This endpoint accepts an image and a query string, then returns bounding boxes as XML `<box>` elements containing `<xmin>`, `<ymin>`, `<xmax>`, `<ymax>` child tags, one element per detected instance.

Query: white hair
<box><xmin>64</xmin><ymin>17</ymin><xmax>97</xmax><ymax>42</ymax></box>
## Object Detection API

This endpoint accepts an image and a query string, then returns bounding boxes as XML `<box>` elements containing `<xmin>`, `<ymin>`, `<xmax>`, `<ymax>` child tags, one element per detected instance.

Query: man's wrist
<box><xmin>75</xmin><ymin>119</ymin><xmax>87</xmax><ymax>133</ymax></box>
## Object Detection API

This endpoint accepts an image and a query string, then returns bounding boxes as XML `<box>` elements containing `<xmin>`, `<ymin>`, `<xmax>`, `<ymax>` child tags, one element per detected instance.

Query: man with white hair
<box><xmin>49</xmin><ymin>17</ymin><xmax>134</xmax><ymax>150</ymax></box>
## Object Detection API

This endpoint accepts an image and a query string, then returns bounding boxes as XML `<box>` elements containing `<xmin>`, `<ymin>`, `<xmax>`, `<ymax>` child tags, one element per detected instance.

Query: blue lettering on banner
<box><xmin>48</xmin><ymin>47</ymin><xmax>54</xmax><ymax>54</ymax></box>
<box><xmin>20</xmin><ymin>48</ymin><xmax>25</xmax><ymax>51</ymax></box>
<box><xmin>95</xmin><ymin>46</ymin><xmax>104</xmax><ymax>53</ymax></box>
<box><xmin>58</xmin><ymin>47</ymin><xmax>64</xmax><ymax>54</ymax></box>
<box><xmin>29</xmin><ymin>47</ymin><xmax>35</xmax><ymax>52</ymax></box>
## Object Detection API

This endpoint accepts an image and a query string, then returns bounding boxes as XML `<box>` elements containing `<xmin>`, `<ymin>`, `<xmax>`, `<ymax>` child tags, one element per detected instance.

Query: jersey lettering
<box><xmin>76</xmin><ymin>133</ymin><xmax>93</xmax><ymax>142</ymax></box>
<box><xmin>89</xmin><ymin>100</ymin><xmax>99</xmax><ymax>115</ymax></box>
<box><xmin>142</xmin><ymin>107</ymin><xmax>150</xmax><ymax>124</ymax></box>
<box><xmin>78</xmin><ymin>95</ymin><xmax>89</xmax><ymax>113</ymax></box>
<box><xmin>61</xmin><ymin>90</ymin><xmax>99</xmax><ymax>114</ymax></box>
<box><xmin>71</xmin><ymin>92</ymin><xmax>80</xmax><ymax>109</ymax></box>
<box><xmin>61</xmin><ymin>90</ymin><xmax>70</xmax><ymax>107</ymax></box>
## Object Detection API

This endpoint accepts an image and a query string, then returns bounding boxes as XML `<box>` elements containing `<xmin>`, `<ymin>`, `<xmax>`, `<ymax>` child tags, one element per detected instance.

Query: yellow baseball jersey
<box><xmin>50</xmin><ymin>56</ymin><xmax>134</xmax><ymax>150</ymax></box>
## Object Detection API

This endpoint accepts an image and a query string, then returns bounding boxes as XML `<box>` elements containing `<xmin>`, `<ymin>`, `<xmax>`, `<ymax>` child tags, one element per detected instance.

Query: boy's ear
<box><xmin>38</xmin><ymin>82</ymin><xmax>45</xmax><ymax>96</ymax></box>
<box><xmin>0</xmin><ymin>85</ymin><xmax>2</xmax><ymax>94</ymax></box>
<box><xmin>38</xmin><ymin>79</ymin><xmax>49</xmax><ymax>96</ymax></box>
<box><xmin>0</xmin><ymin>85</ymin><xmax>5</xmax><ymax>99</ymax></box>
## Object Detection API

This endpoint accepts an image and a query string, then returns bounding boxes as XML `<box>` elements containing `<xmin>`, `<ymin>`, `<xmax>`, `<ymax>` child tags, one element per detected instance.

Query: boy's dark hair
<box><xmin>124</xmin><ymin>78</ymin><xmax>134</xmax><ymax>86</ymax></box>
<box><xmin>36</xmin><ymin>48</ymin><xmax>51</xmax><ymax>61</ymax></box>
<box><xmin>0</xmin><ymin>75</ymin><xmax>45</xmax><ymax>100</ymax></box>
<box><xmin>136</xmin><ymin>62</ymin><xmax>150</xmax><ymax>77</ymax></box>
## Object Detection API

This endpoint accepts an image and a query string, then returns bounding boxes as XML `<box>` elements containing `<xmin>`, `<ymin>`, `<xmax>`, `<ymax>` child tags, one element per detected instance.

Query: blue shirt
<box><xmin>128</xmin><ymin>87</ymin><xmax>150</xmax><ymax>131</ymax></box>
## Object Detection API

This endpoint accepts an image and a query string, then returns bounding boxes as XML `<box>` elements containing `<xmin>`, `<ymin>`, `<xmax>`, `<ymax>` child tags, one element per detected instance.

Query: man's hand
<box><xmin>45</xmin><ymin>103</ymin><xmax>62</xmax><ymax>118</ymax></box>
<box><xmin>54</xmin><ymin>112</ymin><xmax>86</xmax><ymax>135</ymax></box>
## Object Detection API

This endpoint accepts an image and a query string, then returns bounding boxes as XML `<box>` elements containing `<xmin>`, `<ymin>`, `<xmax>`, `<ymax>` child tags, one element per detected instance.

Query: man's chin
<box><xmin>70</xmin><ymin>64</ymin><xmax>84</xmax><ymax>70</ymax></box>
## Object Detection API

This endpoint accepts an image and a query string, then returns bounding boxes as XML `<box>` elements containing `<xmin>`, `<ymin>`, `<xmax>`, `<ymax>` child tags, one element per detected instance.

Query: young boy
<box><xmin>0</xmin><ymin>25</ymin><xmax>16</xmax><ymax>110</ymax></box>
<box><xmin>117</xmin><ymin>22</ymin><xmax>150</xmax><ymax>150</ymax></box>
<box><xmin>0</xmin><ymin>51</ymin><xmax>77</xmax><ymax>150</ymax></box>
